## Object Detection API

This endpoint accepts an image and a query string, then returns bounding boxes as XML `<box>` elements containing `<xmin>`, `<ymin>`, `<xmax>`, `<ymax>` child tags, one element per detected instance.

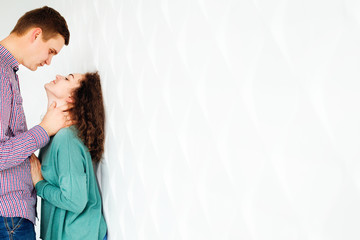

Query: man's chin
<box><xmin>24</xmin><ymin>65</ymin><xmax>38</xmax><ymax>71</ymax></box>
<box><xmin>30</xmin><ymin>66</ymin><xmax>38</xmax><ymax>71</ymax></box>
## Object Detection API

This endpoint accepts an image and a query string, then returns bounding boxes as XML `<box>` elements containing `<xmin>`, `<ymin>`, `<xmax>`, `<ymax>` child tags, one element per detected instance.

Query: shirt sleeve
<box><xmin>0</xmin><ymin>72</ymin><xmax>49</xmax><ymax>171</ymax></box>
<box><xmin>35</xmin><ymin>132</ymin><xmax>88</xmax><ymax>214</ymax></box>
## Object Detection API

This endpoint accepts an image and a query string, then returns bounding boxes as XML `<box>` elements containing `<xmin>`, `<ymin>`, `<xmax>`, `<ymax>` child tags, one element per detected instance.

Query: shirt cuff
<box><xmin>28</xmin><ymin>125</ymin><xmax>50</xmax><ymax>149</ymax></box>
<box><xmin>35</xmin><ymin>180</ymin><xmax>47</xmax><ymax>196</ymax></box>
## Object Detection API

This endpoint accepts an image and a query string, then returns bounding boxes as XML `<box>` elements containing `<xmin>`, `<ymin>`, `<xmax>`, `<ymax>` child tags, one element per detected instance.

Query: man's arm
<box><xmin>0</xmin><ymin>125</ymin><xmax>48</xmax><ymax>170</ymax></box>
<box><xmin>0</xmin><ymin>73</ymin><xmax>72</xmax><ymax>171</ymax></box>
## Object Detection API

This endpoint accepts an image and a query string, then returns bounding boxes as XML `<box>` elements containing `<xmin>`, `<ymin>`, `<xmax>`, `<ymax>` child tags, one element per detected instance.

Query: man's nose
<box><xmin>45</xmin><ymin>55</ymin><xmax>53</xmax><ymax>65</ymax></box>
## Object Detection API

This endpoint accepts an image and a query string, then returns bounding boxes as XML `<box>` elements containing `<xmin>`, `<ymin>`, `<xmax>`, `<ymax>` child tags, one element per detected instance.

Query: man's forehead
<box><xmin>47</xmin><ymin>35</ymin><xmax>65</xmax><ymax>52</ymax></box>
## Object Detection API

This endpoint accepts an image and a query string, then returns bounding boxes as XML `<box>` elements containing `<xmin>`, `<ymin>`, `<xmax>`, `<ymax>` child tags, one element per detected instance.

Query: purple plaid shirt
<box><xmin>0</xmin><ymin>44</ymin><xmax>49</xmax><ymax>224</ymax></box>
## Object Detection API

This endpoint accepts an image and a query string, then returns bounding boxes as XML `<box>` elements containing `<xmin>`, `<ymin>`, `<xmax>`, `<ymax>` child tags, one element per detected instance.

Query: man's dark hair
<box><xmin>11</xmin><ymin>6</ymin><xmax>70</xmax><ymax>45</ymax></box>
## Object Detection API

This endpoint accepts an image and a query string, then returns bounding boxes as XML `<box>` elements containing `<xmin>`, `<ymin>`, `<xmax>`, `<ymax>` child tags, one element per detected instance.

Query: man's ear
<box><xmin>30</xmin><ymin>28</ymin><xmax>42</xmax><ymax>42</ymax></box>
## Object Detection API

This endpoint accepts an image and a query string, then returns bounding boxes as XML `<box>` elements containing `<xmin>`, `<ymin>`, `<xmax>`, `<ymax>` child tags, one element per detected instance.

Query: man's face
<box><xmin>24</xmin><ymin>33</ymin><xmax>65</xmax><ymax>71</ymax></box>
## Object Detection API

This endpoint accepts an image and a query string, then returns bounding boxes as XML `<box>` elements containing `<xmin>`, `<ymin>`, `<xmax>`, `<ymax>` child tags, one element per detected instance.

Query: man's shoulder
<box><xmin>0</xmin><ymin>60</ymin><xmax>11</xmax><ymax>80</ymax></box>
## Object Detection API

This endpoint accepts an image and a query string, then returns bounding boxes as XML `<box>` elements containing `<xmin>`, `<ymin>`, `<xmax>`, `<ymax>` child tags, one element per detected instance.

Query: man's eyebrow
<box><xmin>69</xmin><ymin>74</ymin><xmax>74</xmax><ymax>79</ymax></box>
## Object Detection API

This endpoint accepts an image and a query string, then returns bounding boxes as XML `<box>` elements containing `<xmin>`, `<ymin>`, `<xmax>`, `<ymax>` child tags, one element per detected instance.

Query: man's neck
<box><xmin>0</xmin><ymin>34</ymin><xmax>24</xmax><ymax>65</ymax></box>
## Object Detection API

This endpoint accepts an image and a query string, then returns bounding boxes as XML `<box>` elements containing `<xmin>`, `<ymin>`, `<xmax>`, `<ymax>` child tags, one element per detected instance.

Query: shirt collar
<box><xmin>0</xmin><ymin>44</ymin><xmax>19</xmax><ymax>72</ymax></box>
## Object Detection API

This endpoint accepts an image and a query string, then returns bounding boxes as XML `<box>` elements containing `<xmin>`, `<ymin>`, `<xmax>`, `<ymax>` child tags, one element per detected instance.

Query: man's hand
<box><xmin>39</xmin><ymin>102</ymin><xmax>74</xmax><ymax>136</ymax></box>
<box><xmin>29</xmin><ymin>154</ymin><xmax>43</xmax><ymax>187</ymax></box>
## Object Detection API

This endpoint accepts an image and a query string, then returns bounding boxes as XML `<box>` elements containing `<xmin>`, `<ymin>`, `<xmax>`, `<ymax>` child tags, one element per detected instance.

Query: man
<box><xmin>0</xmin><ymin>6</ymin><xmax>71</xmax><ymax>240</ymax></box>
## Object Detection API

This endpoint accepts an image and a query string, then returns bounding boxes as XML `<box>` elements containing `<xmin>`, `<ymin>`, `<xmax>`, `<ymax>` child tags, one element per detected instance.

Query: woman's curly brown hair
<box><xmin>69</xmin><ymin>72</ymin><xmax>105</xmax><ymax>162</ymax></box>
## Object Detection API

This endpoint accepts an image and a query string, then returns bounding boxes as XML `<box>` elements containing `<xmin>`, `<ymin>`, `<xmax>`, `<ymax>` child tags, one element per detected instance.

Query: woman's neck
<box><xmin>47</xmin><ymin>97</ymin><xmax>67</xmax><ymax>109</ymax></box>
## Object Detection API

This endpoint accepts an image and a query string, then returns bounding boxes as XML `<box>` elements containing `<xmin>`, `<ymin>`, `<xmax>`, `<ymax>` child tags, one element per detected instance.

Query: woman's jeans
<box><xmin>0</xmin><ymin>217</ymin><xmax>35</xmax><ymax>240</ymax></box>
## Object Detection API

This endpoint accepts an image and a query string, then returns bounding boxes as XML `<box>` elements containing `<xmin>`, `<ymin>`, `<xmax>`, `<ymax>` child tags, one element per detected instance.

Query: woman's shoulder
<box><xmin>55</xmin><ymin>126</ymin><xmax>75</xmax><ymax>137</ymax></box>
<box><xmin>51</xmin><ymin>126</ymin><xmax>89</xmax><ymax>156</ymax></box>
<box><xmin>53</xmin><ymin>126</ymin><xmax>81</xmax><ymax>144</ymax></box>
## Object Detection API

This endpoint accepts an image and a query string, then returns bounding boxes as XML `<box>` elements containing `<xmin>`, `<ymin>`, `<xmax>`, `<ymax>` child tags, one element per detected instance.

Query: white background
<box><xmin>1</xmin><ymin>0</ymin><xmax>360</xmax><ymax>239</ymax></box>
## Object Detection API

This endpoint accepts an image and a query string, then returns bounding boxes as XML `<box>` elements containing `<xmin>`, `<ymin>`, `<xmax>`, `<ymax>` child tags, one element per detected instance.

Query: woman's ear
<box><xmin>65</xmin><ymin>96</ymin><xmax>74</xmax><ymax>103</ymax></box>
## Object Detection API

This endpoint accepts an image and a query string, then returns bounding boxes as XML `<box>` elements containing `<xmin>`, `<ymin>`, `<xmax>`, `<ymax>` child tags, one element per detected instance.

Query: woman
<box><xmin>30</xmin><ymin>72</ymin><xmax>107</xmax><ymax>240</ymax></box>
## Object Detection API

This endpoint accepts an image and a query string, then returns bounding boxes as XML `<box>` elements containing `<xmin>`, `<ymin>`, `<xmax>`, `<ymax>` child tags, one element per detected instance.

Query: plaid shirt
<box><xmin>0</xmin><ymin>44</ymin><xmax>49</xmax><ymax>224</ymax></box>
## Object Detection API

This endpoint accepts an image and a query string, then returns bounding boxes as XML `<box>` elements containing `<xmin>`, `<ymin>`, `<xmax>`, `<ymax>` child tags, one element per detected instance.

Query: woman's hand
<box><xmin>30</xmin><ymin>154</ymin><xmax>44</xmax><ymax>187</ymax></box>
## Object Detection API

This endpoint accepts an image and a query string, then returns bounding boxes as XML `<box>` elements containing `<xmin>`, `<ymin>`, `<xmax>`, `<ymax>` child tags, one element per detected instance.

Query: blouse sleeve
<box><xmin>35</xmin><ymin>131</ymin><xmax>88</xmax><ymax>214</ymax></box>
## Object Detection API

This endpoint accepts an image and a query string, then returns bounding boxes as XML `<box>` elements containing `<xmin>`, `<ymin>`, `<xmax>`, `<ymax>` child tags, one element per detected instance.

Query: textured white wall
<box><xmin>1</xmin><ymin>0</ymin><xmax>360</xmax><ymax>239</ymax></box>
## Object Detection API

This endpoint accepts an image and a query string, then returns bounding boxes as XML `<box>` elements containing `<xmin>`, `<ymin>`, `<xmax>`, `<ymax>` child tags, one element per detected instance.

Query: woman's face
<box><xmin>45</xmin><ymin>73</ymin><xmax>84</xmax><ymax>101</ymax></box>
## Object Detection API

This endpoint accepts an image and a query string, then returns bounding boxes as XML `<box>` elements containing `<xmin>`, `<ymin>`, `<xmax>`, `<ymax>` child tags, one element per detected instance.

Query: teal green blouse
<box><xmin>35</xmin><ymin>127</ymin><xmax>107</xmax><ymax>240</ymax></box>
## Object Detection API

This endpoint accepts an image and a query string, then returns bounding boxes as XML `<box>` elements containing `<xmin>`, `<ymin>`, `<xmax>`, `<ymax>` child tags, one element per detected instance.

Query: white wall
<box><xmin>1</xmin><ymin>0</ymin><xmax>360</xmax><ymax>239</ymax></box>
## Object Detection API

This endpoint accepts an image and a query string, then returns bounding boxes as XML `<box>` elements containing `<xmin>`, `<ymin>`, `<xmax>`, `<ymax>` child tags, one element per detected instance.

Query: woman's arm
<box><xmin>30</xmin><ymin>134</ymin><xmax>88</xmax><ymax>214</ymax></box>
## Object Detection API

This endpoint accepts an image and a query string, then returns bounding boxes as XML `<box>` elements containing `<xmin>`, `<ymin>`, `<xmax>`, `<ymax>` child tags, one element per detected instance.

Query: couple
<box><xmin>0</xmin><ymin>6</ymin><xmax>107</xmax><ymax>240</ymax></box>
